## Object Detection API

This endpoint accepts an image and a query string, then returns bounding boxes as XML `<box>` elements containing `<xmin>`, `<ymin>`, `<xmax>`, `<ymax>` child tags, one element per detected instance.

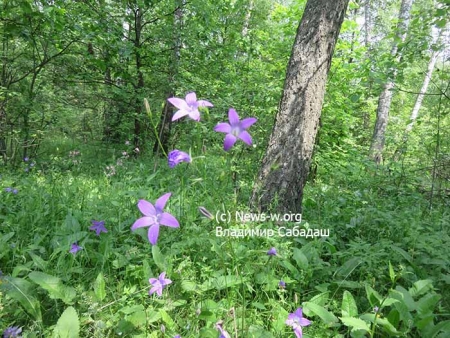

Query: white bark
<box><xmin>369</xmin><ymin>0</ymin><xmax>413</xmax><ymax>164</ymax></box>
<box><xmin>406</xmin><ymin>27</ymin><xmax>442</xmax><ymax>132</ymax></box>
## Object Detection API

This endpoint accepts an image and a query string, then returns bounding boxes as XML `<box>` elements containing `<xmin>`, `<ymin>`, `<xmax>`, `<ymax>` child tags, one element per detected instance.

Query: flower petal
<box><xmin>198</xmin><ymin>99</ymin><xmax>213</xmax><ymax>107</ymax></box>
<box><xmin>228</xmin><ymin>108</ymin><xmax>240</xmax><ymax>126</ymax></box>
<box><xmin>172</xmin><ymin>110</ymin><xmax>189</xmax><ymax>121</ymax></box>
<box><xmin>238</xmin><ymin>130</ymin><xmax>252</xmax><ymax>145</ymax></box>
<box><xmin>149</xmin><ymin>285</ymin><xmax>159</xmax><ymax>295</ymax></box>
<box><xmin>185</xmin><ymin>92</ymin><xmax>197</xmax><ymax>105</ymax></box>
<box><xmin>160</xmin><ymin>212</ymin><xmax>179</xmax><ymax>227</ymax></box>
<box><xmin>294</xmin><ymin>308</ymin><xmax>303</xmax><ymax>318</ymax></box>
<box><xmin>293</xmin><ymin>326</ymin><xmax>303</xmax><ymax>338</ymax></box>
<box><xmin>168</xmin><ymin>97</ymin><xmax>188</xmax><ymax>110</ymax></box>
<box><xmin>155</xmin><ymin>193</ymin><xmax>171</xmax><ymax>212</ymax></box>
<box><xmin>214</xmin><ymin>123</ymin><xmax>231</xmax><ymax>133</ymax></box>
<box><xmin>131</xmin><ymin>216</ymin><xmax>155</xmax><ymax>230</ymax></box>
<box><xmin>137</xmin><ymin>200</ymin><xmax>156</xmax><ymax>216</ymax></box>
<box><xmin>148</xmin><ymin>224</ymin><xmax>160</xmax><ymax>245</ymax></box>
<box><xmin>299</xmin><ymin>317</ymin><xmax>311</xmax><ymax>326</ymax></box>
<box><xmin>241</xmin><ymin>117</ymin><xmax>257</xmax><ymax>129</ymax></box>
<box><xmin>224</xmin><ymin>134</ymin><xmax>237</xmax><ymax>151</ymax></box>
<box><xmin>188</xmin><ymin>109</ymin><xmax>200</xmax><ymax>121</ymax></box>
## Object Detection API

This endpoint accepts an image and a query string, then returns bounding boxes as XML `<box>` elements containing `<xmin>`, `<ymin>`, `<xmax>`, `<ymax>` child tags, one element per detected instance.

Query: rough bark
<box><xmin>369</xmin><ymin>0</ymin><xmax>413</xmax><ymax>164</ymax></box>
<box><xmin>251</xmin><ymin>0</ymin><xmax>349</xmax><ymax>214</ymax></box>
<box><xmin>133</xmin><ymin>7</ymin><xmax>145</xmax><ymax>150</ymax></box>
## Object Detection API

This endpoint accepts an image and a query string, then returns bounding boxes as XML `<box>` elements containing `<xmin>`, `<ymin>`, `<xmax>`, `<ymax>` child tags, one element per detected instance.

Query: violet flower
<box><xmin>215</xmin><ymin>321</ymin><xmax>231</xmax><ymax>338</ymax></box>
<box><xmin>279</xmin><ymin>280</ymin><xmax>286</xmax><ymax>288</ymax></box>
<box><xmin>90</xmin><ymin>220</ymin><xmax>108</xmax><ymax>236</ymax></box>
<box><xmin>149</xmin><ymin>272</ymin><xmax>172</xmax><ymax>296</ymax></box>
<box><xmin>131</xmin><ymin>193</ymin><xmax>179</xmax><ymax>245</ymax></box>
<box><xmin>267</xmin><ymin>247</ymin><xmax>277</xmax><ymax>256</ymax></box>
<box><xmin>199</xmin><ymin>206</ymin><xmax>214</xmax><ymax>220</ymax></box>
<box><xmin>69</xmin><ymin>242</ymin><xmax>83</xmax><ymax>255</ymax></box>
<box><xmin>214</xmin><ymin>108</ymin><xmax>257</xmax><ymax>151</ymax></box>
<box><xmin>285</xmin><ymin>308</ymin><xmax>311</xmax><ymax>338</ymax></box>
<box><xmin>169</xmin><ymin>92</ymin><xmax>213</xmax><ymax>122</ymax></box>
<box><xmin>3</xmin><ymin>326</ymin><xmax>22</xmax><ymax>338</ymax></box>
<box><xmin>168</xmin><ymin>150</ymin><xmax>191</xmax><ymax>168</ymax></box>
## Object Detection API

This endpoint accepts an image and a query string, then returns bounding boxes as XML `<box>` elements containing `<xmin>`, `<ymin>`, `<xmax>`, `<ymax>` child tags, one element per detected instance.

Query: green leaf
<box><xmin>1</xmin><ymin>276</ymin><xmax>42</xmax><ymax>321</ymax></box>
<box><xmin>381</xmin><ymin>297</ymin><xmax>399</xmax><ymax>307</ymax></box>
<box><xmin>159</xmin><ymin>309</ymin><xmax>175</xmax><ymax>328</ymax></box>
<box><xmin>365</xmin><ymin>285</ymin><xmax>382</xmax><ymax>307</ymax></box>
<box><xmin>29</xmin><ymin>252</ymin><xmax>48</xmax><ymax>271</ymax></box>
<box><xmin>342</xmin><ymin>291</ymin><xmax>358</xmax><ymax>317</ymax></box>
<box><xmin>93</xmin><ymin>272</ymin><xmax>106</xmax><ymax>301</ymax></box>
<box><xmin>387</xmin><ymin>309</ymin><xmax>400</xmax><ymax>328</ymax></box>
<box><xmin>181</xmin><ymin>280</ymin><xmax>199</xmax><ymax>293</ymax></box>
<box><xmin>28</xmin><ymin>271</ymin><xmax>76</xmax><ymax>305</ymax></box>
<box><xmin>423</xmin><ymin>320</ymin><xmax>450</xmax><ymax>338</ymax></box>
<box><xmin>335</xmin><ymin>257</ymin><xmax>362</xmax><ymax>277</ymax></box>
<box><xmin>388</xmin><ymin>261</ymin><xmax>395</xmax><ymax>283</ymax></box>
<box><xmin>303</xmin><ymin>302</ymin><xmax>338</xmax><ymax>325</ymax></box>
<box><xmin>292</xmin><ymin>248</ymin><xmax>308</xmax><ymax>270</ymax></box>
<box><xmin>152</xmin><ymin>245</ymin><xmax>166</xmax><ymax>271</ymax></box>
<box><xmin>309</xmin><ymin>292</ymin><xmax>329</xmax><ymax>307</ymax></box>
<box><xmin>53</xmin><ymin>306</ymin><xmax>79</xmax><ymax>338</ymax></box>
<box><xmin>203</xmin><ymin>275</ymin><xmax>244</xmax><ymax>291</ymax></box>
<box><xmin>409</xmin><ymin>279</ymin><xmax>433</xmax><ymax>298</ymax></box>
<box><xmin>394</xmin><ymin>286</ymin><xmax>416</xmax><ymax>311</ymax></box>
<box><xmin>339</xmin><ymin>317</ymin><xmax>370</xmax><ymax>332</ymax></box>
<box><xmin>416</xmin><ymin>293</ymin><xmax>441</xmax><ymax>316</ymax></box>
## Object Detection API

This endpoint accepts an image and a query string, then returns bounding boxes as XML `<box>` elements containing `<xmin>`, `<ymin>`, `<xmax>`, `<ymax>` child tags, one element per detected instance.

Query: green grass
<box><xmin>1</xmin><ymin>137</ymin><xmax>449</xmax><ymax>337</ymax></box>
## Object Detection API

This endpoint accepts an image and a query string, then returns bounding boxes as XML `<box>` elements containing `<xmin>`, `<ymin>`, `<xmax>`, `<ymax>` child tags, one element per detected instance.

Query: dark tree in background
<box><xmin>251</xmin><ymin>0</ymin><xmax>350</xmax><ymax>214</ymax></box>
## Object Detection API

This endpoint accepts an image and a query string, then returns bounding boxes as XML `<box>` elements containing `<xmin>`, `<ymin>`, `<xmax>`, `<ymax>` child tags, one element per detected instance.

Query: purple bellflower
<box><xmin>168</xmin><ymin>150</ymin><xmax>191</xmax><ymax>168</ymax></box>
<box><xmin>267</xmin><ymin>247</ymin><xmax>277</xmax><ymax>256</ymax></box>
<box><xmin>90</xmin><ymin>220</ymin><xmax>107</xmax><ymax>236</ymax></box>
<box><xmin>69</xmin><ymin>242</ymin><xmax>83</xmax><ymax>255</ymax></box>
<box><xmin>285</xmin><ymin>308</ymin><xmax>311</xmax><ymax>338</ymax></box>
<box><xmin>199</xmin><ymin>206</ymin><xmax>214</xmax><ymax>220</ymax></box>
<box><xmin>214</xmin><ymin>108</ymin><xmax>257</xmax><ymax>151</ymax></box>
<box><xmin>169</xmin><ymin>92</ymin><xmax>213</xmax><ymax>122</ymax></box>
<box><xmin>3</xmin><ymin>326</ymin><xmax>22</xmax><ymax>338</ymax></box>
<box><xmin>279</xmin><ymin>280</ymin><xmax>286</xmax><ymax>288</ymax></box>
<box><xmin>215</xmin><ymin>321</ymin><xmax>231</xmax><ymax>338</ymax></box>
<box><xmin>149</xmin><ymin>272</ymin><xmax>172</xmax><ymax>296</ymax></box>
<box><xmin>131</xmin><ymin>193</ymin><xmax>179</xmax><ymax>245</ymax></box>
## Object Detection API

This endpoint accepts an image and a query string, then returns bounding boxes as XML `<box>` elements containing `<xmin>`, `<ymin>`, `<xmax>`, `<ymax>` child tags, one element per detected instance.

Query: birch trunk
<box><xmin>393</xmin><ymin>27</ymin><xmax>442</xmax><ymax>161</ymax></box>
<box><xmin>251</xmin><ymin>0</ymin><xmax>349</xmax><ymax>214</ymax></box>
<box><xmin>369</xmin><ymin>0</ymin><xmax>413</xmax><ymax>164</ymax></box>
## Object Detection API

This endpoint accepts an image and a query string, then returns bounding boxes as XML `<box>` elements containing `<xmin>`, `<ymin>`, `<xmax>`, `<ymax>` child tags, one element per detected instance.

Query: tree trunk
<box><xmin>251</xmin><ymin>0</ymin><xmax>349</xmax><ymax>214</ymax></box>
<box><xmin>393</xmin><ymin>27</ymin><xmax>441</xmax><ymax>161</ymax></box>
<box><xmin>405</xmin><ymin>32</ymin><xmax>440</xmax><ymax>133</ymax></box>
<box><xmin>133</xmin><ymin>7</ymin><xmax>145</xmax><ymax>151</ymax></box>
<box><xmin>369</xmin><ymin>0</ymin><xmax>413</xmax><ymax>164</ymax></box>
<box><xmin>362</xmin><ymin>0</ymin><xmax>374</xmax><ymax>131</ymax></box>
